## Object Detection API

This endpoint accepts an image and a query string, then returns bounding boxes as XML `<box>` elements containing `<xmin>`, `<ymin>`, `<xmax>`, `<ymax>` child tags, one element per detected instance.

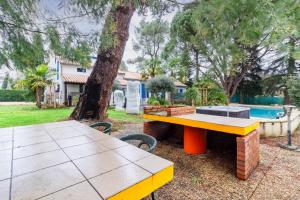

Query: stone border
<box><xmin>144</xmin><ymin>106</ymin><xmax>195</xmax><ymax>116</ymax></box>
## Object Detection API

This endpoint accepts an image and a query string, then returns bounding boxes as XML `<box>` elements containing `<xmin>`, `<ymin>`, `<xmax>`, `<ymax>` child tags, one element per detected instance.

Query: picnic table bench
<box><xmin>0</xmin><ymin>120</ymin><xmax>173</xmax><ymax>200</ymax></box>
<box><xmin>144</xmin><ymin>112</ymin><xmax>260</xmax><ymax>180</ymax></box>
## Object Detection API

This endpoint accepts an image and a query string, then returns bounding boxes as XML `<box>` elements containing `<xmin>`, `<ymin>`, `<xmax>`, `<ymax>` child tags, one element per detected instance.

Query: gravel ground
<box><xmin>111</xmin><ymin>124</ymin><xmax>300</xmax><ymax>200</ymax></box>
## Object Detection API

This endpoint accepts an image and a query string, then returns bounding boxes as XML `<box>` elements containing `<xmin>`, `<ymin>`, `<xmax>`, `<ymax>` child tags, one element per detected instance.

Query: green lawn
<box><xmin>0</xmin><ymin>105</ymin><xmax>143</xmax><ymax>128</ymax></box>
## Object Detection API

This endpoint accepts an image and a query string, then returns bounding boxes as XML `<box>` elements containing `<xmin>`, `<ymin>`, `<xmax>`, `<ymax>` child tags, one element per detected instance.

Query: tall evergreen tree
<box><xmin>169</xmin><ymin>0</ymin><xmax>276</xmax><ymax>103</ymax></box>
<box><xmin>131</xmin><ymin>19</ymin><xmax>169</xmax><ymax>78</ymax></box>
<box><xmin>263</xmin><ymin>0</ymin><xmax>300</xmax><ymax>103</ymax></box>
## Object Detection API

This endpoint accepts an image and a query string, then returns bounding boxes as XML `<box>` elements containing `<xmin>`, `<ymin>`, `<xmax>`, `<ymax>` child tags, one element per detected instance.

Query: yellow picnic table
<box><xmin>144</xmin><ymin>113</ymin><xmax>259</xmax><ymax>136</ymax></box>
<box><xmin>143</xmin><ymin>113</ymin><xmax>260</xmax><ymax>180</ymax></box>
<box><xmin>0</xmin><ymin>120</ymin><xmax>173</xmax><ymax>200</ymax></box>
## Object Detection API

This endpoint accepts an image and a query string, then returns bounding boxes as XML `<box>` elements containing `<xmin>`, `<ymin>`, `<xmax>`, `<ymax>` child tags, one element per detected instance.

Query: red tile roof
<box><xmin>62</xmin><ymin>74</ymin><xmax>88</xmax><ymax>84</ymax></box>
<box><xmin>62</xmin><ymin>72</ymin><xmax>186</xmax><ymax>87</ymax></box>
<box><xmin>174</xmin><ymin>80</ymin><xmax>187</xmax><ymax>87</ymax></box>
<box><xmin>123</xmin><ymin>71</ymin><xmax>142</xmax><ymax>80</ymax></box>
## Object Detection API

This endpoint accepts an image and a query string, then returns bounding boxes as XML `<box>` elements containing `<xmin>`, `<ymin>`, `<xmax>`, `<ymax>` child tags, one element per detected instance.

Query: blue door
<box><xmin>141</xmin><ymin>83</ymin><xmax>147</xmax><ymax>98</ymax></box>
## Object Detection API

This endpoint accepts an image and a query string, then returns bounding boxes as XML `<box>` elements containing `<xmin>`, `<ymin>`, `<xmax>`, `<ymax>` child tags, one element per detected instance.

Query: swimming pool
<box><xmin>249</xmin><ymin>107</ymin><xmax>284</xmax><ymax>119</ymax></box>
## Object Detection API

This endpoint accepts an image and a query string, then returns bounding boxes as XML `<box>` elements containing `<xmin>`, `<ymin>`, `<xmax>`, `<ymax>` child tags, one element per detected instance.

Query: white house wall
<box><xmin>61</xmin><ymin>64</ymin><xmax>93</xmax><ymax>75</ymax></box>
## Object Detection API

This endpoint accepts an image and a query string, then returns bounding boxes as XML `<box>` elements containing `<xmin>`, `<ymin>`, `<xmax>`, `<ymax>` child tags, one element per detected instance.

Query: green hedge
<box><xmin>0</xmin><ymin>90</ymin><xmax>34</xmax><ymax>102</ymax></box>
<box><xmin>231</xmin><ymin>94</ymin><xmax>284</xmax><ymax>105</ymax></box>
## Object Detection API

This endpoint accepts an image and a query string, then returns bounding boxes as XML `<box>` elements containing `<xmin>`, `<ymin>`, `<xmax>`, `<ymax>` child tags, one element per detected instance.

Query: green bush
<box><xmin>185</xmin><ymin>87</ymin><xmax>199</xmax><ymax>106</ymax></box>
<box><xmin>207</xmin><ymin>88</ymin><xmax>227</xmax><ymax>105</ymax></box>
<box><xmin>159</xmin><ymin>99</ymin><xmax>171</xmax><ymax>106</ymax></box>
<box><xmin>195</xmin><ymin>77</ymin><xmax>227</xmax><ymax>105</ymax></box>
<box><xmin>0</xmin><ymin>90</ymin><xmax>34</xmax><ymax>102</ymax></box>
<box><xmin>146</xmin><ymin>76</ymin><xmax>176</xmax><ymax>102</ymax></box>
<box><xmin>147</xmin><ymin>97</ymin><xmax>171</xmax><ymax>106</ymax></box>
<box><xmin>147</xmin><ymin>97</ymin><xmax>160</xmax><ymax>106</ymax></box>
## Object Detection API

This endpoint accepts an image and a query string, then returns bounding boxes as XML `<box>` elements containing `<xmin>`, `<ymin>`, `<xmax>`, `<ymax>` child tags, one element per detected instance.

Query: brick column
<box><xmin>236</xmin><ymin>129</ymin><xmax>260</xmax><ymax>180</ymax></box>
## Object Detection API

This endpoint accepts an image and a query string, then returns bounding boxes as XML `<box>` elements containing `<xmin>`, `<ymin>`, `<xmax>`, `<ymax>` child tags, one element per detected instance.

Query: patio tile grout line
<box><xmin>35</xmin><ymin>180</ymin><xmax>87</xmax><ymax>200</ymax></box>
<box><xmin>12</xmin><ymin>126</ymin><xmax>111</xmax><ymax>150</ymax></box>
<box><xmin>44</xmin><ymin>127</ymin><xmax>105</xmax><ymax>200</ymax></box>
<box><xmin>112</xmin><ymin>150</ymin><xmax>157</xmax><ymax>175</ymax></box>
<box><xmin>12</xmin><ymin>161</ymin><xmax>71</xmax><ymax>179</ymax></box>
<box><xmin>9</xmin><ymin>127</ymin><xmax>15</xmax><ymax>200</ymax></box>
<box><xmin>87</xmin><ymin>163</ymin><xmax>132</xmax><ymax>181</ymax></box>
<box><xmin>12</xmin><ymin>141</ymin><xmax>133</xmax><ymax>177</ymax></box>
<box><xmin>0</xmin><ymin>177</ymin><xmax>11</xmax><ymax>182</ymax></box>
<box><xmin>70</xmin><ymin>148</ymin><xmax>112</xmax><ymax>161</ymax></box>
<box><xmin>13</xmin><ymin>148</ymin><xmax>61</xmax><ymax>160</ymax></box>
<box><xmin>13</xmin><ymin>140</ymin><xmax>54</xmax><ymax>149</ymax></box>
<box><xmin>12</xmin><ymin>134</ymin><xmax>103</xmax><ymax>160</ymax></box>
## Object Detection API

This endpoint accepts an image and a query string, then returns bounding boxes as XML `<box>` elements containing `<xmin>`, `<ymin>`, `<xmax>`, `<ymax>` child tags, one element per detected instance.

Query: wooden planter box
<box><xmin>144</xmin><ymin>105</ymin><xmax>195</xmax><ymax>116</ymax></box>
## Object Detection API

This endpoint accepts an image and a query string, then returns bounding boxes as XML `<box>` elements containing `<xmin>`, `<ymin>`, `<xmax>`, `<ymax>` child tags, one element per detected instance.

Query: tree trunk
<box><xmin>195</xmin><ymin>50</ymin><xmax>200</xmax><ymax>81</ymax></box>
<box><xmin>239</xmin><ymin>91</ymin><xmax>244</xmax><ymax>104</ymax></box>
<box><xmin>283</xmin><ymin>89</ymin><xmax>290</xmax><ymax>104</ymax></box>
<box><xmin>35</xmin><ymin>87</ymin><xmax>42</xmax><ymax>108</ymax></box>
<box><xmin>70</xmin><ymin>3</ymin><xmax>135</xmax><ymax>120</ymax></box>
<box><xmin>226</xmin><ymin>96</ymin><xmax>231</xmax><ymax>105</ymax></box>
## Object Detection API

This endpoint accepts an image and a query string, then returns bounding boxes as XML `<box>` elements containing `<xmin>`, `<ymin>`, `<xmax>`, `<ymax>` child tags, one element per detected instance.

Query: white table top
<box><xmin>0</xmin><ymin>120</ymin><xmax>173</xmax><ymax>200</ymax></box>
<box><xmin>175</xmin><ymin>114</ymin><xmax>258</xmax><ymax>128</ymax></box>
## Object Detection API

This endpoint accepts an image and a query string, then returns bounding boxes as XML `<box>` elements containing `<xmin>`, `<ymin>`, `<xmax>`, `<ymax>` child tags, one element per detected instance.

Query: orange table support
<box><xmin>184</xmin><ymin>126</ymin><xmax>207</xmax><ymax>154</ymax></box>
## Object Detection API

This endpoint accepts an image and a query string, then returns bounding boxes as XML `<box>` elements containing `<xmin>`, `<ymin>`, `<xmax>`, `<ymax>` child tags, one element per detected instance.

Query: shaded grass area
<box><xmin>0</xmin><ymin>105</ymin><xmax>143</xmax><ymax>128</ymax></box>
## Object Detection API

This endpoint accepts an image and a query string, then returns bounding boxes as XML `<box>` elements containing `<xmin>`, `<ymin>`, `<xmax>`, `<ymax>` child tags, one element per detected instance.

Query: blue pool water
<box><xmin>250</xmin><ymin>107</ymin><xmax>284</xmax><ymax>119</ymax></box>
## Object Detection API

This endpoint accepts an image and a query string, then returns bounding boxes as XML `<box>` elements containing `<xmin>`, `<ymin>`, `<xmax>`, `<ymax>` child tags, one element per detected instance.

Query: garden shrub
<box><xmin>185</xmin><ymin>87</ymin><xmax>199</xmax><ymax>106</ymax></box>
<box><xmin>147</xmin><ymin>97</ymin><xmax>161</xmax><ymax>106</ymax></box>
<box><xmin>195</xmin><ymin>77</ymin><xmax>227</xmax><ymax>105</ymax></box>
<box><xmin>0</xmin><ymin>89</ymin><xmax>34</xmax><ymax>102</ymax></box>
<box><xmin>207</xmin><ymin>87</ymin><xmax>227</xmax><ymax>105</ymax></box>
<box><xmin>146</xmin><ymin>76</ymin><xmax>176</xmax><ymax>104</ymax></box>
<box><xmin>147</xmin><ymin>97</ymin><xmax>171</xmax><ymax>106</ymax></box>
<box><xmin>159</xmin><ymin>99</ymin><xmax>171</xmax><ymax>106</ymax></box>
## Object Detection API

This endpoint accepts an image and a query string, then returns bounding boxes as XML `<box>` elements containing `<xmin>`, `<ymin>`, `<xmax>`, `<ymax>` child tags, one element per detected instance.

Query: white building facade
<box><xmin>47</xmin><ymin>56</ymin><xmax>187</xmax><ymax>106</ymax></box>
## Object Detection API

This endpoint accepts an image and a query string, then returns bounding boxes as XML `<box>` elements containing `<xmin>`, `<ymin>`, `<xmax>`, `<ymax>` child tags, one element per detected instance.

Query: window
<box><xmin>77</xmin><ymin>68</ymin><xmax>86</xmax><ymax>73</ymax></box>
<box><xmin>177</xmin><ymin>88</ymin><xmax>183</xmax><ymax>94</ymax></box>
<box><xmin>79</xmin><ymin>85</ymin><xmax>84</xmax><ymax>93</ymax></box>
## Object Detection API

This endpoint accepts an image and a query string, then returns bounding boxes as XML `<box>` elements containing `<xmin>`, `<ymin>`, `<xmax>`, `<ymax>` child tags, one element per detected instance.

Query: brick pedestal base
<box><xmin>144</xmin><ymin>121</ymin><xmax>260</xmax><ymax>180</ymax></box>
<box><xmin>236</xmin><ymin>130</ymin><xmax>260</xmax><ymax>180</ymax></box>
